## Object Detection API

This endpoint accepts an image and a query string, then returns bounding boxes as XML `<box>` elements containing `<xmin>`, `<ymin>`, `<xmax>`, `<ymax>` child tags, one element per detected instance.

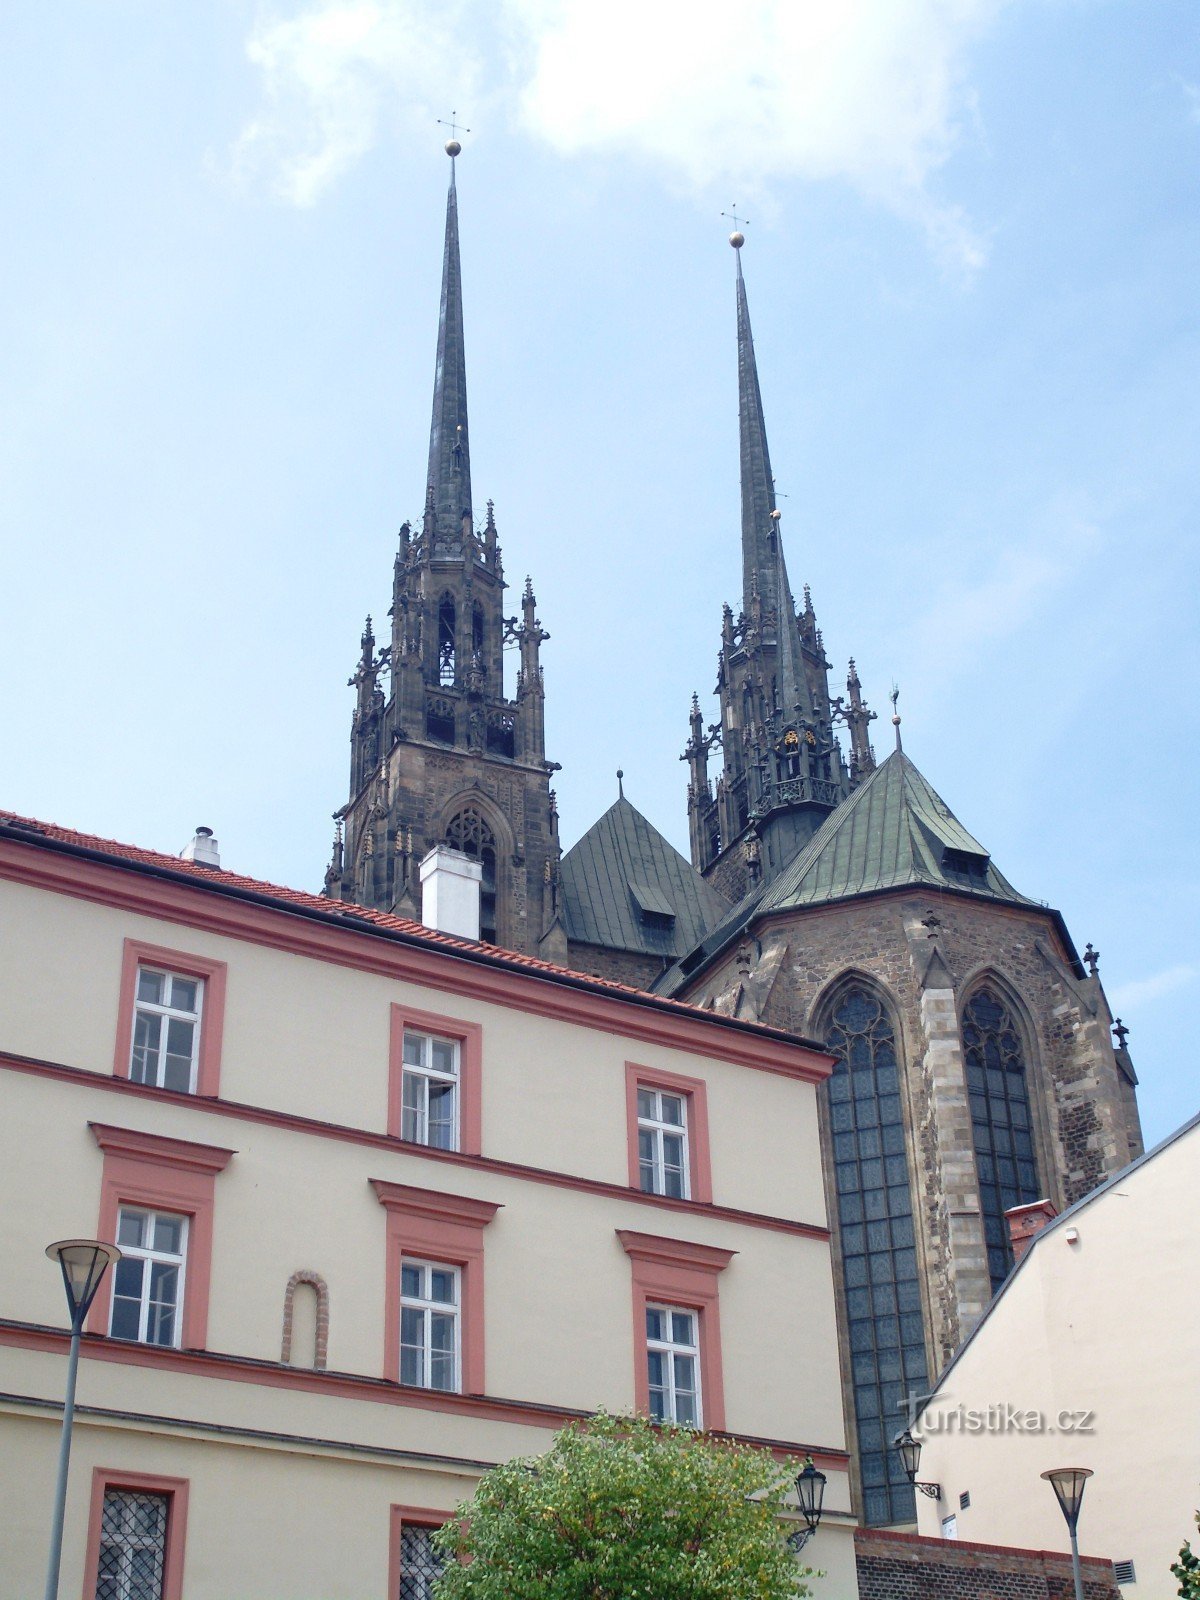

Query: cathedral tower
<box><xmin>684</xmin><ymin>233</ymin><xmax>872</xmax><ymax>902</ymax></box>
<box><xmin>325</xmin><ymin>145</ymin><xmax>563</xmax><ymax>957</ymax></box>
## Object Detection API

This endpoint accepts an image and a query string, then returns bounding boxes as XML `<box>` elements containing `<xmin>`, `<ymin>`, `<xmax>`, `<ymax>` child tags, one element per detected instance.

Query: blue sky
<box><xmin>1</xmin><ymin>2</ymin><xmax>1196</xmax><ymax>1146</ymax></box>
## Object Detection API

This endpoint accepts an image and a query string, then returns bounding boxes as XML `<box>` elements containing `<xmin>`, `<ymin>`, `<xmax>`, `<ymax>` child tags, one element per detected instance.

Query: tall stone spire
<box><xmin>426</xmin><ymin>143</ymin><xmax>472</xmax><ymax>538</ymax></box>
<box><xmin>733</xmin><ymin>240</ymin><xmax>811</xmax><ymax>724</ymax></box>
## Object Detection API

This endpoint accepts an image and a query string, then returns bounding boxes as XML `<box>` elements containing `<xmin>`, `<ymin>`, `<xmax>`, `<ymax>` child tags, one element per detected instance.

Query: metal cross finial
<box><xmin>721</xmin><ymin>205</ymin><xmax>749</xmax><ymax>233</ymax></box>
<box><xmin>438</xmin><ymin>111</ymin><xmax>470</xmax><ymax>142</ymax></box>
<box><xmin>890</xmin><ymin>683</ymin><xmax>903</xmax><ymax>750</ymax></box>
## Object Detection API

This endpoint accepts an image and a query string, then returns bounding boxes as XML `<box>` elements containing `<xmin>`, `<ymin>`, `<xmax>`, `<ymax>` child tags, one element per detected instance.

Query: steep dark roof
<box><xmin>654</xmin><ymin>748</ymin><xmax>1065</xmax><ymax>997</ymax></box>
<box><xmin>756</xmin><ymin>747</ymin><xmax>1036</xmax><ymax>914</ymax></box>
<box><xmin>560</xmin><ymin>796</ymin><xmax>731</xmax><ymax>961</ymax></box>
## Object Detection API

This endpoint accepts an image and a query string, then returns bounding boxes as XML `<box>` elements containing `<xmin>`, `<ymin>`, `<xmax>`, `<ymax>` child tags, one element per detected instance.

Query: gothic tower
<box><xmin>684</xmin><ymin>233</ymin><xmax>874</xmax><ymax>903</ymax></box>
<box><xmin>325</xmin><ymin>145</ymin><xmax>564</xmax><ymax>957</ymax></box>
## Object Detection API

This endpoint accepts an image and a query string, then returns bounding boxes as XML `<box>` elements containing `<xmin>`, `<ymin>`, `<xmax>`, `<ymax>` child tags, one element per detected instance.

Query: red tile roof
<box><xmin>0</xmin><ymin>809</ymin><xmax>797</xmax><ymax>1041</ymax></box>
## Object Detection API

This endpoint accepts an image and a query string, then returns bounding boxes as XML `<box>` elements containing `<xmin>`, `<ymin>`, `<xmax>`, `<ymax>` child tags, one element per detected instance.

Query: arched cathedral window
<box><xmin>962</xmin><ymin>988</ymin><xmax>1040</xmax><ymax>1292</ymax></box>
<box><xmin>445</xmin><ymin>807</ymin><xmax>498</xmax><ymax>944</ymax></box>
<box><xmin>437</xmin><ymin>593</ymin><xmax>456</xmax><ymax>686</ymax></box>
<box><xmin>825</xmin><ymin>986</ymin><xmax>928</xmax><ymax>1527</ymax></box>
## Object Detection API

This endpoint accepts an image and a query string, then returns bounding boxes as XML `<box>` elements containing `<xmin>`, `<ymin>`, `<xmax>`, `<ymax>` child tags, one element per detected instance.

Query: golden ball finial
<box><xmin>729</xmin><ymin>230</ymin><xmax>745</xmax><ymax>250</ymax></box>
<box><xmin>770</xmin><ymin>508</ymin><xmax>782</xmax><ymax>521</ymax></box>
<box><xmin>445</xmin><ymin>138</ymin><xmax>462</xmax><ymax>158</ymax></box>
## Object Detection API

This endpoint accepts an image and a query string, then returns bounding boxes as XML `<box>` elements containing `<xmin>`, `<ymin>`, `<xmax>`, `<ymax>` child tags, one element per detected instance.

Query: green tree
<box><xmin>1172</xmin><ymin>1515</ymin><xmax>1200</xmax><ymax>1598</ymax></box>
<box><xmin>432</xmin><ymin>1411</ymin><xmax>815</xmax><ymax>1600</ymax></box>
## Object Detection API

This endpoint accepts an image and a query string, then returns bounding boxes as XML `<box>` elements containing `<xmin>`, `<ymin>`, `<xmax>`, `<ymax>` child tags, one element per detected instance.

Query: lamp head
<box><xmin>1041</xmin><ymin>1467</ymin><xmax>1093</xmax><ymax>1533</ymax></box>
<box><xmin>46</xmin><ymin>1239</ymin><xmax>121</xmax><ymax>1326</ymax></box>
<box><xmin>894</xmin><ymin>1428</ymin><xmax>923</xmax><ymax>1485</ymax></box>
<box><xmin>795</xmin><ymin>1458</ymin><xmax>827</xmax><ymax>1533</ymax></box>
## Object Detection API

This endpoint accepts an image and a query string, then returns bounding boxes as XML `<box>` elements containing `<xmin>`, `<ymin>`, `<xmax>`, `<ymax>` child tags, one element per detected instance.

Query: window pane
<box><xmin>431</xmin><ymin>1039</ymin><xmax>457</xmax><ymax>1077</ymax></box>
<box><xmin>645</xmin><ymin>1307</ymin><xmax>664</xmax><ymax>1341</ymax></box>
<box><xmin>670</xmin><ymin>1311</ymin><xmax>694</xmax><ymax>1346</ymax></box>
<box><xmin>151</xmin><ymin>1215</ymin><xmax>183</xmax><ymax>1254</ymax></box>
<box><xmin>401</xmin><ymin>1264</ymin><xmax>422</xmax><ymax>1299</ymax></box>
<box><xmin>659</xmin><ymin>1094</ymin><xmax>684</xmax><ymax>1127</ymax></box>
<box><xmin>137</xmin><ymin>970</ymin><xmax>165</xmax><ymax>1005</ymax></box>
<box><xmin>117</xmin><ymin>1211</ymin><xmax>146</xmax><ymax>1249</ymax></box>
<box><xmin>427</xmin><ymin>1081</ymin><xmax>456</xmax><ymax>1149</ymax></box>
<box><xmin>403</xmin><ymin>1031</ymin><xmax>424</xmax><ymax>1067</ymax></box>
<box><xmin>430</xmin><ymin>1269</ymin><xmax>456</xmax><ymax>1305</ymax></box>
<box><xmin>130</xmin><ymin>1013</ymin><xmax>160</xmax><ymax>1083</ymax></box>
<box><xmin>636</xmin><ymin>1088</ymin><xmax>655</xmax><ymax>1120</ymax></box>
<box><xmin>169</xmin><ymin>977</ymin><xmax>198</xmax><ymax>1013</ymax></box>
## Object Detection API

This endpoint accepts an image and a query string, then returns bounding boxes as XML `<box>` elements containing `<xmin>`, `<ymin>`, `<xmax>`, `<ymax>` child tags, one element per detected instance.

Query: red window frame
<box><xmin>81</xmin><ymin>1467</ymin><xmax>189</xmax><ymax>1600</ymax></box>
<box><xmin>87</xmin><ymin>1123</ymin><xmax>235</xmax><ymax>1349</ymax></box>
<box><xmin>624</xmin><ymin>1062</ymin><xmax>713</xmax><ymax>1203</ymax></box>
<box><xmin>114</xmin><ymin>939</ymin><xmax>228</xmax><ymax>1098</ymax></box>
<box><xmin>617</xmin><ymin>1228</ymin><xmax>734</xmax><ymax>1432</ymax></box>
<box><xmin>389</xmin><ymin>1004</ymin><xmax>483</xmax><ymax>1156</ymax></box>
<box><xmin>371</xmin><ymin>1180</ymin><xmax>500</xmax><ymax>1395</ymax></box>
<box><xmin>388</xmin><ymin>1505</ymin><xmax>450</xmax><ymax>1598</ymax></box>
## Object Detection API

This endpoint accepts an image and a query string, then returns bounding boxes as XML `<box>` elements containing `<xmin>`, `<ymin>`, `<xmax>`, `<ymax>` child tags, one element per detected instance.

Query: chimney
<box><xmin>1005</xmin><ymin>1198</ymin><xmax>1058</xmax><ymax>1266</ymax></box>
<box><xmin>180</xmin><ymin>826</ymin><xmax>221</xmax><ymax>869</ymax></box>
<box><xmin>419</xmin><ymin>846</ymin><xmax>482</xmax><ymax>940</ymax></box>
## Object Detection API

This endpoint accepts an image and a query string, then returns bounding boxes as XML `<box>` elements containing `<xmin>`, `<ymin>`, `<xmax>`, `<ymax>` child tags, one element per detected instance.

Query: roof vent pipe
<box><xmin>419</xmin><ymin>845</ymin><xmax>481</xmax><ymax>940</ymax></box>
<box><xmin>181</xmin><ymin>826</ymin><xmax>221</xmax><ymax>869</ymax></box>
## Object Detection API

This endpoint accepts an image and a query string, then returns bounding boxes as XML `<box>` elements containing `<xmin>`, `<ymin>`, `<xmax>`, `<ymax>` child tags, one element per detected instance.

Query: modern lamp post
<box><xmin>1042</xmin><ymin>1467</ymin><xmax>1093</xmax><ymax>1600</ymax></box>
<box><xmin>43</xmin><ymin>1238</ymin><xmax>121</xmax><ymax>1600</ymax></box>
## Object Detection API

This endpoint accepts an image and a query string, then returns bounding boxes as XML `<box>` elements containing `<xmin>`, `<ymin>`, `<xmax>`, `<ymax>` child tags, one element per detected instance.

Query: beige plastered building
<box><xmin>911</xmin><ymin>1113</ymin><xmax>1200</xmax><ymax>1594</ymax></box>
<box><xmin>0</xmin><ymin>813</ymin><xmax>859</xmax><ymax>1599</ymax></box>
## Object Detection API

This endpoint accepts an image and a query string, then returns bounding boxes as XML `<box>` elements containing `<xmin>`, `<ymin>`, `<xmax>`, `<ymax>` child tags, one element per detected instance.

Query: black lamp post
<box><xmin>43</xmin><ymin>1239</ymin><xmax>121</xmax><ymax>1600</ymax></box>
<box><xmin>1042</xmin><ymin>1467</ymin><xmax>1093</xmax><ymax>1600</ymax></box>
<box><xmin>788</xmin><ymin>1458</ymin><xmax>827</xmax><ymax>1554</ymax></box>
<box><xmin>894</xmin><ymin>1428</ymin><xmax>942</xmax><ymax>1501</ymax></box>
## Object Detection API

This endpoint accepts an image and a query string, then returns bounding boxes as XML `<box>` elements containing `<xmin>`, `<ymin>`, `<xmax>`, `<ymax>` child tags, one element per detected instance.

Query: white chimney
<box><xmin>181</xmin><ymin>826</ymin><xmax>221</xmax><ymax>869</ymax></box>
<box><xmin>419</xmin><ymin>846</ymin><xmax>482</xmax><ymax>940</ymax></box>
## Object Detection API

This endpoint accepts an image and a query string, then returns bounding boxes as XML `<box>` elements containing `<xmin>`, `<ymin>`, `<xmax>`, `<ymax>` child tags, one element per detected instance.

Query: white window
<box><xmin>110</xmin><ymin>1209</ymin><xmax>187</xmax><ymax>1348</ymax></box>
<box><xmin>397</xmin><ymin>1524</ymin><xmax>446</xmax><ymax>1600</ymax></box>
<box><xmin>637</xmin><ymin>1087</ymin><xmax>689</xmax><ymax>1198</ymax></box>
<box><xmin>646</xmin><ymin>1303</ymin><xmax>701</xmax><ymax>1426</ymax></box>
<box><xmin>95</xmin><ymin>1488</ymin><xmax>170</xmax><ymax>1600</ymax></box>
<box><xmin>130</xmin><ymin>967</ymin><xmax>203</xmax><ymax>1093</ymax></box>
<box><xmin>401</xmin><ymin>1030</ymin><xmax>459</xmax><ymax>1150</ymax></box>
<box><xmin>400</xmin><ymin>1260</ymin><xmax>459</xmax><ymax>1391</ymax></box>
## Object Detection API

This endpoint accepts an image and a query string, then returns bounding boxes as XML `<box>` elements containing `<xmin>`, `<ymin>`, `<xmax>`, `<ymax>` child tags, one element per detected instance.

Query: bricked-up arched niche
<box><xmin>281</xmin><ymin>1270</ymin><xmax>329</xmax><ymax>1369</ymax></box>
<box><xmin>444</xmin><ymin>803</ymin><xmax>501</xmax><ymax>945</ymax></box>
<box><xmin>961</xmin><ymin>982</ymin><xmax>1041</xmax><ymax>1293</ymax></box>
<box><xmin>817</xmin><ymin>977</ymin><xmax>928</xmax><ymax>1528</ymax></box>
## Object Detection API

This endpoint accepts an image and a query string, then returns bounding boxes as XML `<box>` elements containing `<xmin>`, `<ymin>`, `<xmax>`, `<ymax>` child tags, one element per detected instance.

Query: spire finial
<box><xmin>890</xmin><ymin>683</ymin><xmax>902</xmax><ymax>750</ymax></box>
<box><xmin>722</xmin><ymin>205</ymin><xmax>748</xmax><ymax>253</ymax></box>
<box><xmin>438</xmin><ymin>111</ymin><xmax>470</xmax><ymax>168</ymax></box>
<box><xmin>617</xmin><ymin>768</ymin><xmax>625</xmax><ymax>799</ymax></box>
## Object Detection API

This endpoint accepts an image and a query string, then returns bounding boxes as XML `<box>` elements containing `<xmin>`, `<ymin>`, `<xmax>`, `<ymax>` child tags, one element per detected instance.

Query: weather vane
<box><xmin>438</xmin><ymin>111</ymin><xmax>470</xmax><ymax>155</ymax></box>
<box><xmin>721</xmin><ymin>205</ymin><xmax>749</xmax><ymax>249</ymax></box>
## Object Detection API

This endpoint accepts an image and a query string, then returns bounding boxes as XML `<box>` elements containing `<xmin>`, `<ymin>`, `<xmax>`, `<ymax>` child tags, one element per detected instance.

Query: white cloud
<box><xmin>233</xmin><ymin>0</ymin><xmax>1009</xmax><ymax>266</ymax></box>
<box><xmin>1110</xmin><ymin>963</ymin><xmax>1199</xmax><ymax>1014</ymax></box>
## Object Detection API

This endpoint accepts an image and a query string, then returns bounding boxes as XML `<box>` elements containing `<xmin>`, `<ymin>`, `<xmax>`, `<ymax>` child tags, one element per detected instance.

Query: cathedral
<box><xmin>324</xmin><ymin>145</ymin><xmax>1144</xmax><ymax>1528</ymax></box>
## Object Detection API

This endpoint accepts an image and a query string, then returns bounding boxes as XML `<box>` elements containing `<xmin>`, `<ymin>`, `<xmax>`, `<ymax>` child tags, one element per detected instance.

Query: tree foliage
<box><xmin>432</xmin><ymin>1411</ymin><xmax>814</xmax><ymax>1600</ymax></box>
<box><xmin>1173</xmin><ymin>1515</ymin><xmax>1200</xmax><ymax>1598</ymax></box>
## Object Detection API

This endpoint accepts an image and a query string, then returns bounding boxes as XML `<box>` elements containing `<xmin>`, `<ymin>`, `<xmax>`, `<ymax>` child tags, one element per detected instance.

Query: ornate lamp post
<box><xmin>894</xmin><ymin>1428</ymin><xmax>942</xmax><ymax>1501</ymax></box>
<box><xmin>788</xmin><ymin>1458</ymin><xmax>827</xmax><ymax>1554</ymax></box>
<box><xmin>1042</xmin><ymin>1467</ymin><xmax>1093</xmax><ymax>1600</ymax></box>
<box><xmin>43</xmin><ymin>1239</ymin><xmax>121</xmax><ymax>1600</ymax></box>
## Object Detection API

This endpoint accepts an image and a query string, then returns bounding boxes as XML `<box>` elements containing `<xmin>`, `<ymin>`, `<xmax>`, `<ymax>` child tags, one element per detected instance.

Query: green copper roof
<box><xmin>561</xmin><ymin>796</ymin><xmax>732</xmax><ymax>960</ymax></box>
<box><xmin>756</xmin><ymin>747</ymin><xmax>1036</xmax><ymax>914</ymax></box>
<box><xmin>653</xmin><ymin>748</ymin><xmax>1040</xmax><ymax>997</ymax></box>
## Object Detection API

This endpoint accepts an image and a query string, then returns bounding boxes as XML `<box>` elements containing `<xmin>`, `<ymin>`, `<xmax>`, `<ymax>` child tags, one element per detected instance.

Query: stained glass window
<box><xmin>963</xmin><ymin>988</ymin><xmax>1040</xmax><ymax>1292</ymax></box>
<box><xmin>826</xmin><ymin>986</ymin><xmax>927</xmax><ymax>1526</ymax></box>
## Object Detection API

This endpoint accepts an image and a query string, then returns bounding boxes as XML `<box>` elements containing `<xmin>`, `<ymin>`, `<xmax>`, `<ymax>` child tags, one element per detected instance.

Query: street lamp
<box><xmin>43</xmin><ymin>1239</ymin><xmax>121</xmax><ymax>1600</ymax></box>
<box><xmin>894</xmin><ymin>1428</ymin><xmax>942</xmax><ymax>1500</ymax></box>
<box><xmin>788</xmin><ymin>1458</ymin><xmax>827</xmax><ymax>1554</ymax></box>
<box><xmin>1042</xmin><ymin>1467</ymin><xmax>1093</xmax><ymax>1600</ymax></box>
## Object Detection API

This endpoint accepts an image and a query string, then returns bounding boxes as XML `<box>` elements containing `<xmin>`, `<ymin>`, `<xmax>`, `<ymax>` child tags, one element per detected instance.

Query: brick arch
<box><xmin>280</xmin><ymin>1270</ymin><xmax>329</xmax><ymax>1370</ymax></box>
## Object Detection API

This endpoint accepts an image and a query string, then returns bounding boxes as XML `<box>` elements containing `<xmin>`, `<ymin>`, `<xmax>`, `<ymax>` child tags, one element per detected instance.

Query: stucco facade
<box><xmin>911</xmin><ymin>1115</ymin><xmax>1200</xmax><ymax>1595</ymax></box>
<box><xmin>0</xmin><ymin>817</ymin><xmax>859</xmax><ymax>1599</ymax></box>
